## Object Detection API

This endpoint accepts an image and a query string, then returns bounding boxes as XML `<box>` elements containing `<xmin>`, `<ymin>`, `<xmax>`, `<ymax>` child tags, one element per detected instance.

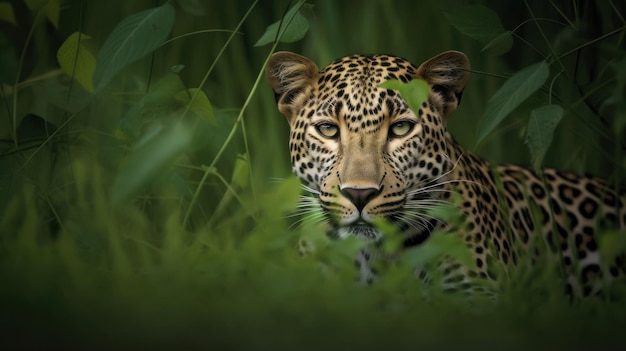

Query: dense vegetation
<box><xmin>1</xmin><ymin>0</ymin><xmax>625</xmax><ymax>348</ymax></box>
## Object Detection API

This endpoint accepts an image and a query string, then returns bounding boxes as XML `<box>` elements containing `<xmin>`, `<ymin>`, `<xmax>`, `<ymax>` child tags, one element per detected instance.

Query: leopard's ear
<box><xmin>266</xmin><ymin>51</ymin><xmax>319</xmax><ymax>122</ymax></box>
<box><xmin>416</xmin><ymin>51</ymin><xmax>470</xmax><ymax>117</ymax></box>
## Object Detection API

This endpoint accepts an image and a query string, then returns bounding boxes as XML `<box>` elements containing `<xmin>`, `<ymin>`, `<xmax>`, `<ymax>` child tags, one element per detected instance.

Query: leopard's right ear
<box><xmin>265</xmin><ymin>52</ymin><xmax>319</xmax><ymax>122</ymax></box>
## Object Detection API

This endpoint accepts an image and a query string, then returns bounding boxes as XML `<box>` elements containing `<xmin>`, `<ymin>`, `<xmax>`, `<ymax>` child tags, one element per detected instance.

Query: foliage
<box><xmin>56</xmin><ymin>32</ymin><xmax>95</xmax><ymax>91</ymax></box>
<box><xmin>526</xmin><ymin>104</ymin><xmax>564</xmax><ymax>170</ymax></box>
<box><xmin>93</xmin><ymin>3</ymin><xmax>176</xmax><ymax>90</ymax></box>
<box><xmin>448</xmin><ymin>2</ymin><xmax>625</xmax><ymax>176</ymax></box>
<box><xmin>254</xmin><ymin>0</ymin><xmax>310</xmax><ymax>46</ymax></box>
<box><xmin>444</xmin><ymin>4</ymin><xmax>513</xmax><ymax>54</ymax></box>
<box><xmin>379</xmin><ymin>79</ymin><xmax>429</xmax><ymax>115</ymax></box>
<box><xmin>0</xmin><ymin>0</ymin><xmax>625</xmax><ymax>349</ymax></box>
<box><xmin>477</xmin><ymin>61</ymin><xmax>550</xmax><ymax>145</ymax></box>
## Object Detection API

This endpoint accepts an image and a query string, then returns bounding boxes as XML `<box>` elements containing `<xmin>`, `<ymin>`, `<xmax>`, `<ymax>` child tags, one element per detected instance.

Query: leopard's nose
<box><xmin>340</xmin><ymin>187</ymin><xmax>381</xmax><ymax>212</ymax></box>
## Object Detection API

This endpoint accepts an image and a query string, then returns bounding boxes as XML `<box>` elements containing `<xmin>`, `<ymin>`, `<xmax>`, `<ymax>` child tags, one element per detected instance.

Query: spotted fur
<box><xmin>266</xmin><ymin>51</ymin><xmax>626</xmax><ymax>296</ymax></box>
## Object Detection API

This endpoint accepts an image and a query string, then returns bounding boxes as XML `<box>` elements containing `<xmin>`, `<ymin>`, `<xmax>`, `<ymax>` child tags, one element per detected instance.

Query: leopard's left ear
<box><xmin>265</xmin><ymin>51</ymin><xmax>319</xmax><ymax>123</ymax></box>
<box><xmin>416</xmin><ymin>51</ymin><xmax>470</xmax><ymax>117</ymax></box>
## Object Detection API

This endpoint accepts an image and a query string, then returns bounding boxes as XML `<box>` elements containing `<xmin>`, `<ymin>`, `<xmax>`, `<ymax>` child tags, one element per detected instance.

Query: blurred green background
<box><xmin>0</xmin><ymin>0</ymin><xmax>625</xmax><ymax>348</ymax></box>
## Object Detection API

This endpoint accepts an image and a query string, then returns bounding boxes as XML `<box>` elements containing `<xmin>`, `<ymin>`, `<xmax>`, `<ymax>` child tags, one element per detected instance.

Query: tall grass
<box><xmin>0</xmin><ymin>0</ymin><xmax>625</xmax><ymax>348</ymax></box>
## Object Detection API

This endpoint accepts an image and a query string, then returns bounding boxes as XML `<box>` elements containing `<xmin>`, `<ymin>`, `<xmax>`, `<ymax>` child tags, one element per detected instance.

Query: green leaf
<box><xmin>24</xmin><ymin>0</ymin><xmax>59</xmax><ymax>28</ymax></box>
<box><xmin>0</xmin><ymin>2</ymin><xmax>16</xmax><ymax>25</ymax></box>
<box><xmin>93</xmin><ymin>3</ymin><xmax>175</xmax><ymax>90</ymax></box>
<box><xmin>231</xmin><ymin>154</ymin><xmax>250</xmax><ymax>190</ymax></box>
<box><xmin>599</xmin><ymin>231</ymin><xmax>626</xmax><ymax>265</ymax></box>
<box><xmin>57</xmin><ymin>32</ymin><xmax>96</xmax><ymax>92</ymax></box>
<box><xmin>24</xmin><ymin>0</ymin><xmax>46</xmax><ymax>10</ymax></box>
<box><xmin>177</xmin><ymin>0</ymin><xmax>205</xmax><ymax>16</ymax></box>
<box><xmin>254</xmin><ymin>0</ymin><xmax>309</xmax><ymax>47</ymax></box>
<box><xmin>444</xmin><ymin>5</ymin><xmax>511</xmax><ymax>55</ymax></box>
<box><xmin>477</xmin><ymin>61</ymin><xmax>550</xmax><ymax>144</ymax></box>
<box><xmin>482</xmin><ymin>31</ymin><xmax>513</xmax><ymax>55</ymax></box>
<box><xmin>379</xmin><ymin>79</ymin><xmax>429</xmax><ymax>115</ymax></box>
<box><xmin>144</xmin><ymin>73</ymin><xmax>186</xmax><ymax>106</ymax></box>
<box><xmin>263</xmin><ymin>176</ymin><xmax>302</xmax><ymax>219</ymax></box>
<box><xmin>444</xmin><ymin>5</ymin><xmax>506</xmax><ymax>44</ymax></box>
<box><xmin>403</xmin><ymin>232</ymin><xmax>474</xmax><ymax>269</ymax></box>
<box><xmin>426</xmin><ymin>202</ymin><xmax>463</xmax><ymax>224</ymax></box>
<box><xmin>174</xmin><ymin>88</ymin><xmax>216</xmax><ymax>124</ymax></box>
<box><xmin>209</xmin><ymin>154</ymin><xmax>251</xmax><ymax>224</ymax></box>
<box><xmin>44</xmin><ymin>0</ymin><xmax>59</xmax><ymax>28</ymax></box>
<box><xmin>110</xmin><ymin>122</ymin><xmax>193</xmax><ymax>204</ymax></box>
<box><xmin>170</xmin><ymin>64</ymin><xmax>185</xmax><ymax>73</ymax></box>
<box><xmin>526</xmin><ymin>105</ymin><xmax>564</xmax><ymax>170</ymax></box>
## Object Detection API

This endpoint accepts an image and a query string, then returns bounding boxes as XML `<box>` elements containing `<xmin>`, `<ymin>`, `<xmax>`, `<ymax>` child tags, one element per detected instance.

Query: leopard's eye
<box><xmin>389</xmin><ymin>121</ymin><xmax>414</xmax><ymax>138</ymax></box>
<box><xmin>316</xmin><ymin>123</ymin><xmax>339</xmax><ymax>139</ymax></box>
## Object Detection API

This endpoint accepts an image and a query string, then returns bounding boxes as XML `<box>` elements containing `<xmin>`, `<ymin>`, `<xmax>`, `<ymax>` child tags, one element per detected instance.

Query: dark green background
<box><xmin>0</xmin><ymin>0</ymin><xmax>625</xmax><ymax>348</ymax></box>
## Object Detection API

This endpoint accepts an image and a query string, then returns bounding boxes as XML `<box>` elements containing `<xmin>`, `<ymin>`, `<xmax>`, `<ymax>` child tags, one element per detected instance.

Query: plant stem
<box><xmin>182</xmin><ymin>0</ymin><xmax>305</xmax><ymax>228</ymax></box>
<box><xmin>182</xmin><ymin>0</ymin><xmax>260</xmax><ymax>228</ymax></box>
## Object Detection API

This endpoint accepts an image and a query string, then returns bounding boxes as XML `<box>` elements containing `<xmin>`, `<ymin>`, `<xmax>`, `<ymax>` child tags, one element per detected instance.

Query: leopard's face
<box><xmin>266</xmin><ymin>52</ymin><xmax>469</xmax><ymax>240</ymax></box>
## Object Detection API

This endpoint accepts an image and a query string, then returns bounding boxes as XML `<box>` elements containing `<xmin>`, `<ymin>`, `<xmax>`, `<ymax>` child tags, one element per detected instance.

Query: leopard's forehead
<box><xmin>313</xmin><ymin>55</ymin><xmax>419</xmax><ymax>133</ymax></box>
<box><xmin>319</xmin><ymin>54</ymin><xmax>417</xmax><ymax>82</ymax></box>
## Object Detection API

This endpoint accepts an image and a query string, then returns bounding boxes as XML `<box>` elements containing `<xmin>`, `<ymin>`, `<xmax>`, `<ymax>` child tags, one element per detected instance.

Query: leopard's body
<box><xmin>266</xmin><ymin>51</ymin><xmax>625</xmax><ymax>296</ymax></box>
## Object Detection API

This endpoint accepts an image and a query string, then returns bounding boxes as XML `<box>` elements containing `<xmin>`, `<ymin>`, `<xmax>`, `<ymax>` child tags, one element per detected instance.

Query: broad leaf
<box><xmin>379</xmin><ymin>79</ymin><xmax>429</xmax><ymax>116</ymax></box>
<box><xmin>482</xmin><ymin>31</ymin><xmax>513</xmax><ymax>54</ymax></box>
<box><xmin>231</xmin><ymin>154</ymin><xmax>250</xmax><ymax>190</ymax></box>
<box><xmin>25</xmin><ymin>0</ymin><xmax>59</xmax><ymax>27</ymax></box>
<box><xmin>444</xmin><ymin>5</ymin><xmax>511</xmax><ymax>55</ymax></box>
<box><xmin>174</xmin><ymin>88</ymin><xmax>216</xmax><ymax>124</ymax></box>
<box><xmin>57</xmin><ymin>32</ymin><xmax>96</xmax><ymax>92</ymax></box>
<box><xmin>526</xmin><ymin>105</ymin><xmax>564</xmax><ymax>170</ymax></box>
<box><xmin>44</xmin><ymin>0</ymin><xmax>59</xmax><ymax>27</ymax></box>
<box><xmin>254</xmin><ymin>0</ymin><xmax>309</xmax><ymax>46</ymax></box>
<box><xmin>444</xmin><ymin>5</ymin><xmax>506</xmax><ymax>42</ymax></box>
<box><xmin>477</xmin><ymin>61</ymin><xmax>550</xmax><ymax>144</ymax></box>
<box><xmin>178</xmin><ymin>0</ymin><xmax>205</xmax><ymax>16</ymax></box>
<box><xmin>93</xmin><ymin>3</ymin><xmax>175</xmax><ymax>90</ymax></box>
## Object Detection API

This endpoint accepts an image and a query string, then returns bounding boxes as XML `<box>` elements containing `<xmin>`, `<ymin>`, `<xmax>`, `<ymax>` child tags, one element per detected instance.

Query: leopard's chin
<box><xmin>336</xmin><ymin>222</ymin><xmax>383</xmax><ymax>241</ymax></box>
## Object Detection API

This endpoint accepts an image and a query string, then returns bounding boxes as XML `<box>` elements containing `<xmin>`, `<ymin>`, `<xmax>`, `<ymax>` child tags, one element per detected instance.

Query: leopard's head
<box><xmin>266</xmin><ymin>51</ymin><xmax>469</xmax><ymax>241</ymax></box>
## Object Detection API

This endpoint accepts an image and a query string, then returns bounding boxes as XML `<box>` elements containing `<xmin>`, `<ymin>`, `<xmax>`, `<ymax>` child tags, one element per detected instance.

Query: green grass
<box><xmin>2</xmin><ymin>178</ymin><xmax>626</xmax><ymax>348</ymax></box>
<box><xmin>1</xmin><ymin>0</ymin><xmax>625</xmax><ymax>348</ymax></box>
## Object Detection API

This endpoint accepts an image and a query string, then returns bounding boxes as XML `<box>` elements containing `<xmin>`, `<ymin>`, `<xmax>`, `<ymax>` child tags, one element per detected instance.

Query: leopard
<box><xmin>265</xmin><ymin>50</ymin><xmax>626</xmax><ymax>298</ymax></box>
